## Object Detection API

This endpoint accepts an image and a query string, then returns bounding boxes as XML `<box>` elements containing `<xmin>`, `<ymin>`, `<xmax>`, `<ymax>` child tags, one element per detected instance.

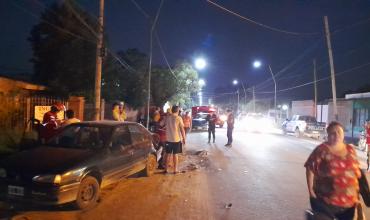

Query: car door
<box><xmin>103</xmin><ymin>125</ymin><xmax>135</xmax><ymax>185</ymax></box>
<box><xmin>128</xmin><ymin>124</ymin><xmax>152</xmax><ymax>169</ymax></box>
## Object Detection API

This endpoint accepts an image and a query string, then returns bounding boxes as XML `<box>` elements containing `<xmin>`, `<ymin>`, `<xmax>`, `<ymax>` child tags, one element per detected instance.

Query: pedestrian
<box><xmin>61</xmin><ymin>109</ymin><xmax>80</xmax><ymax>127</ymax></box>
<box><xmin>165</xmin><ymin>105</ymin><xmax>186</xmax><ymax>174</ymax></box>
<box><xmin>206</xmin><ymin>112</ymin><xmax>217</xmax><ymax>143</ymax></box>
<box><xmin>225</xmin><ymin>109</ymin><xmax>234</xmax><ymax>147</ymax></box>
<box><xmin>112</xmin><ymin>101</ymin><xmax>126</xmax><ymax>121</ymax></box>
<box><xmin>41</xmin><ymin>103</ymin><xmax>65</xmax><ymax>142</ymax></box>
<box><xmin>182</xmin><ymin>111</ymin><xmax>192</xmax><ymax>135</ymax></box>
<box><xmin>365</xmin><ymin>119</ymin><xmax>370</xmax><ymax>171</ymax></box>
<box><xmin>305</xmin><ymin>121</ymin><xmax>363</xmax><ymax>219</ymax></box>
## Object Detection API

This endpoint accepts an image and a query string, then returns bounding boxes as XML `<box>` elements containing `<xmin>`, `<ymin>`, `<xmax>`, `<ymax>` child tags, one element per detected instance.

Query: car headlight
<box><xmin>220</xmin><ymin>115</ymin><xmax>227</xmax><ymax>121</ymax></box>
<box><xmin>0</xmin><ymin>168</ymin><xmax>7</xmax><ymax>178</ymax></box>
<box><xmin>33</xmin><ymin>175</ymin><xmax>61</xmax><ymax>184</ymax></box>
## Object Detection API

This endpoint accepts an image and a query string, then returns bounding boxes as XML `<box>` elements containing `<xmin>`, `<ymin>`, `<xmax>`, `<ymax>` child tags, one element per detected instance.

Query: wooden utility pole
<box><xmin>252</xmin><ymin>86</ymin><xmax>256</xmax><ymax>112</ymax></box>
<box><xmin>313</xmin><ymin>59</ymin><xmax>317</xmax><ymax>118</ymax></box>
<box><xmin>94</xmin><ymin>0</ymin><xmax>105</xmax><ymax>121</ymax></box>
<box><xmin>324</xmin><ymin>16</ymin><xmax>338</xmax><ymax>120</ymax></box>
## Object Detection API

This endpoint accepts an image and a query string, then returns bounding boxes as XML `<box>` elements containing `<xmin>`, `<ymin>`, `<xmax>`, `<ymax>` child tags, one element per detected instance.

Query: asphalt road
<box><xmin>1</xmin><ymin>128</ymin><xmax>370</xmax><ymax>220</ymax></box>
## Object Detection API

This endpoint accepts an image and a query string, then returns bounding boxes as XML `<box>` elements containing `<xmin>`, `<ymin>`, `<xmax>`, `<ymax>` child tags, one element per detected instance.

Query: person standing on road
<box><xmin>206</xmin><ymin>112</ymin><xmax>217</xmax><ymax>143</ymax></box>
<box><xmin>305</xmin><ymin>121</ymin><xmax>362</xmax><ymax>219</ymax></box>
<box><xmin>165</xmin><ymin>106</ymin><xmax>186</xmax><ymax>174</ymax></box>
<box><xmin>225</xmin><ymin>109</ymin><xmax>234</xmax><ymax>147</ymax></box>
<box><xmin>365</xmin><ymin>119</ymin><xmax>370</xmax><ymax>171</ymax></box>
<box><xmin>182</xmin><ymin>111</ymin><xmax>192</xmax><ymax>135</ymax></box>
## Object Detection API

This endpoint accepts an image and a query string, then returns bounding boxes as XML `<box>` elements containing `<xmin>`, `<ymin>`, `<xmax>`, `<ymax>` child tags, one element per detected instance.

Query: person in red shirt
<box><xmin>305</xmin><ymin>121</ymin><xmax>361</xmax><ymax>219</ymax></box>
<box><xmin>365</xmin><ymin>120</ymin><xmax>370</xmax><ymax>171</ymax></box>
<box><xmin>40</xmin><ymin>103</ymin><xmax>65</xmax><ymax>142</ymax></box>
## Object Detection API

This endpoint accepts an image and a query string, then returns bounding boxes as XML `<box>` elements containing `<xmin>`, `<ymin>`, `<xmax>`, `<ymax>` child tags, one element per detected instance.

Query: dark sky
<box><xmin>1</xmin><ymin>0</ymin><xmax>370</xmax><ymax>102</ymax></box>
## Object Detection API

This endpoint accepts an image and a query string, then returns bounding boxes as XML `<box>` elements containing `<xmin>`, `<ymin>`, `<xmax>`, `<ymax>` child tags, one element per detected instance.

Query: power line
<box><xmin>256</xmin><ymin>61</ymin><xmax>370</xmax><ymax>94</ymax></box>
<box><xmin>206</xmin><ymin>0</ymin><xmax>319</xmax><ymax>36</ymax></box>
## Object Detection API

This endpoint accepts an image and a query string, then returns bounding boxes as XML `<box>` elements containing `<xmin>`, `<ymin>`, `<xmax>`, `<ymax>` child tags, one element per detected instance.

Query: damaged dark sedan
<box><xmin>0</xmin><ymin>121</ymin><xmax>159</xmax><ymax>210</ymax></box>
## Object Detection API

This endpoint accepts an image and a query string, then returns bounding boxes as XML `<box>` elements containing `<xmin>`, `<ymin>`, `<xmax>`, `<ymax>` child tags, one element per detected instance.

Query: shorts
<box><xmin>165</xmin><ymin>142</ymin><xmax>182</xmax><ymax>154</ymax></box>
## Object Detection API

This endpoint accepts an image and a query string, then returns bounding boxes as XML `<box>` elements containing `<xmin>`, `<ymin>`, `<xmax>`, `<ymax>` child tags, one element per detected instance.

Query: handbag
<box><xmin>359</xmin><ymin>169</ymin><xmax>370</xmax><ymax>207</ymax></box>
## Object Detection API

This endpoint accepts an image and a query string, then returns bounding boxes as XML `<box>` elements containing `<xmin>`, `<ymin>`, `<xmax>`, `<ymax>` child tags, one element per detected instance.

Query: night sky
<box><xmin>1</xmin><ymin>0</ymin><xmax>370</xmax><ymax>103</ymax></box>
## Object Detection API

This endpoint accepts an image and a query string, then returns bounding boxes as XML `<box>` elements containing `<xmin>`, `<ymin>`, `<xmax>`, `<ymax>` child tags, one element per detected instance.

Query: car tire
<box><xmin>295</xmin><ymin>128</ymin><xmax>301</xmax><ymax>138</ymax></box>
<box><xmin>74</xmin><ymin>176</ymin><xmax>100</xmax><ymax>210</ymax></box>
<box><xmin>143</xmin><ymin>154</ymin><xmax>157</xmax><ymax>177</ymax></box>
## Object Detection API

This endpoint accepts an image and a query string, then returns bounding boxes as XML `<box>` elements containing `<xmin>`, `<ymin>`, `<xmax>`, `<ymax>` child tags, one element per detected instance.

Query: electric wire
<box><xmin>206</xmin><ymin>0</ymin><xmax>319</xmax><ymax>36</ymax></box>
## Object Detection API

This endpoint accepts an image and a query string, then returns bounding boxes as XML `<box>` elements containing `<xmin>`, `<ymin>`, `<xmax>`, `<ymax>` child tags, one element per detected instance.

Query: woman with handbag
<box><xmin>305</xmin><ymin>121</ymin><xmax>363</xmax><ymax>220</ymax></box>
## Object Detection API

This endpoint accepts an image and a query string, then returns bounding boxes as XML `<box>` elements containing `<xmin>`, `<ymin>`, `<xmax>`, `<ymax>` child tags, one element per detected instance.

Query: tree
<box><xmin>102</xmin><ymin>49</ymin><xmax>148</xmax><ymax>108</ymax></box>
<box><xmin>29</xmin><ymin>0</ymin><xmax>98</xmax><ymax>99</ymax></box>
<box><xmin>169</xmin><ymin>62</ymin><xmax>200</xmax><ymax>108</ymax></box>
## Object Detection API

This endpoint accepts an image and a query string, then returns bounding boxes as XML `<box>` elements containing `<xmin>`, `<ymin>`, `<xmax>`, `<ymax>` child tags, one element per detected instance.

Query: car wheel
<box><xmin>144</xmin><ymin>154</ymin><xmax>157</xmax><ymax>177</ymax></box>
<box><xmin>295</xmin><ymin>128</ymin><xmax>301</xmax><ymax>138</ymax></box>
<box><xmin>74</xmin><ymin>176</ymin><xmax>100</xmax><ymax>210</ymax></box>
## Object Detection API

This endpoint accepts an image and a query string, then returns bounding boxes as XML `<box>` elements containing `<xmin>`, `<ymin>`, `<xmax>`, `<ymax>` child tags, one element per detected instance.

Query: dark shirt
<box><xmin>227</xmin><ymin>113</ymin><xmax>234</xmax><ymax>129</ymax></box>
<box><xmin>206</xmin><ymin>114</ymin><xmax>217</xmax><ymax>129</ymax></box>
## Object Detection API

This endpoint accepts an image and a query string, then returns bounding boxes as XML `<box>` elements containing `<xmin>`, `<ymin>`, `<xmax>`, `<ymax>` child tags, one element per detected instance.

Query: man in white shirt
<box><xmin>165</xmin><ymin>106</ymin><xmax>186</xmax><ymax>174</ymax></box>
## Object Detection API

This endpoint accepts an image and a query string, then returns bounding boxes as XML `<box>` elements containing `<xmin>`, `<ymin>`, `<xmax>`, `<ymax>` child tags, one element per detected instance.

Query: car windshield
<box><xmin>195</xmin><ymin>113</ymin><xmax>208</xmax><ymax>119</ymax></box>
<box><xmin>47</xmin><ymin>125</ymin><xmax>112</xmax><ymax>149</ymax></box>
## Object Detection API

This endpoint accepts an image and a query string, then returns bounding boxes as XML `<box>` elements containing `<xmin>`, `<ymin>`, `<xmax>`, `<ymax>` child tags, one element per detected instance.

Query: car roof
<box><xmin>71</xmin><ymin>120</ymin><xmax>140</xmax><ymax>128</ymax></box>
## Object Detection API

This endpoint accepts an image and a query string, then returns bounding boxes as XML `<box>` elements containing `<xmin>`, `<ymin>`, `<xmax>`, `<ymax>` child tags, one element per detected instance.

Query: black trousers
<box><xmin>208</xmin><ymin>127</ymin><xmax>215</xmax><ymax>142</ymax></box>
<box><xmin>227</xmin><ymin>127</ymin><xmax>233</xmax><ymax>144</ymax></box>
<box><xmin>310</xmin><ymin>197</ymin><xmax>355</xmax><ymax>220</ymax></box>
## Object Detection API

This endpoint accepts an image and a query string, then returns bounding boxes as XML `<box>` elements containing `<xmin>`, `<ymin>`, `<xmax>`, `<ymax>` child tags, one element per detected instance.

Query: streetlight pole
<box><xmin>268</xmin><ymin>65</ymin><xmax>277</xmax><ymax>113</ymax></box>
<box><xmin>240</xmin><ymin>82</ymin><xmax>247</xmax><ymax>112</ymax></box>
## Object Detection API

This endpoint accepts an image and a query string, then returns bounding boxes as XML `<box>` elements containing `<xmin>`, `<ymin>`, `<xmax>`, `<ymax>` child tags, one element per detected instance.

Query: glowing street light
<box><xmin>253</xmin><ymin>60</ymin><xmax>262</xmax><ymax>68</ymax></box>
<box><xmin>233</xmin><ymin>79</ymin><xmax>238</xmax><ymax>85</ymax></box>
<box><xmin>199</xmin><ymin>79</ymin><xmax>206</xmax><ymax>87</ymax></box>
<box><xmin>195</xmin><ymin>57</ymin><xmax>207</xmax><ymax>70</ymax></box>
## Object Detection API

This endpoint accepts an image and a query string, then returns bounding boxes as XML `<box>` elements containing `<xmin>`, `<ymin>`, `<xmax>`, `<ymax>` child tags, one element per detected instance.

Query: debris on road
<box><xmin>196</xmin><ymin>150</ymin><xmax>208</xmax><ymax>157</ymax></box>
<box><xmin>225</xmin><ymin>203</ymin><xmax>232</xmax><ymax>209</ymax></box>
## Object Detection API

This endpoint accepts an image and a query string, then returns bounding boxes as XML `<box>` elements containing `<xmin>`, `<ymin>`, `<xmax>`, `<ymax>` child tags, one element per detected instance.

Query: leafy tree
<box><xmin>102</xmin><ymin>49</ymin><xmax>148</xmax><ymax>108</ymax></box>
<box><xmin>29</xmin><ymin>0</ymin><xmax>97</xmax><ymax>99</ymax></box>
<box><xmin>169</xmin><ymin>62</ymin><xmax>200</xmax><ymax>108</ymax></box>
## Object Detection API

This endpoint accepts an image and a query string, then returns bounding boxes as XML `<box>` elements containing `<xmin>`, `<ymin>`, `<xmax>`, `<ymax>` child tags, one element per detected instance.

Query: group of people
<box><xmin>40</xmin><ymin>103</ymin><xmax>80</xmax><ymax>141</ymax></box>
<box><xmin>206</xmin><ymin>109</ymin><xmax>235</xmax><ymax>147</ymax></box>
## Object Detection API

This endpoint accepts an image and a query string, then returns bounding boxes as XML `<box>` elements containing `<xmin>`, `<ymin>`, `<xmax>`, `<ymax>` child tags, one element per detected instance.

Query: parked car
<box><xmin>0</xmin><ymin>121</ymin><xmax>159</xmax><ymax>210</ymax></box>
<box><xmin>283</xmin><ymin>115</ymin><xmax>326</xmax><ymax>139</ymax></box>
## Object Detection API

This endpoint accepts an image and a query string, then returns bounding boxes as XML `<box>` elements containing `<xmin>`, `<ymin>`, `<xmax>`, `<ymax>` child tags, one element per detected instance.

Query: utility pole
<box><xmin>324</xmin><ymin>16</ymin><xmax>338</xmax><ymax>121</ymax></box>
<box><xmin>237</xmin><ymin>89</ymin><xmax>240</xmax><ymax>116</ymax></box>
<box><xmin>268</xmin><ymin>65</ymin><xmax>277</xmax><ymax>114</ymax></box>
<box><xmin>313</xmin><ymin>59</ymin><xmax>318</xmax><ymax>118</ymax></box>
<box><xmin>241</xmin><ymin>82</ymin><xmax>247</xmax><ymax>112</ymax></box>
<box><xmin>93</xmin><ymin>0</ymin><xmax>105</xmax><ymax>121</ymax></box>
<box><xmin>252</xmin><ymin>86</ymin><xmax>256</xmax><ymax>112</ymax></box>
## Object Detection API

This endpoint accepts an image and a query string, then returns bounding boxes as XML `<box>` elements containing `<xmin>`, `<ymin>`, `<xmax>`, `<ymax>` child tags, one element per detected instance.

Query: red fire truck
<box><xmin>191</xmin><ymin>106</ymin><xmax>225</xmax><ymax>129</ymax></box>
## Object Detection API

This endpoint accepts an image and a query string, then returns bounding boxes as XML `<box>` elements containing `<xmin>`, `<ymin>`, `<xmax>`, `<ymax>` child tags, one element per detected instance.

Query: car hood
<box><xmin>1</xmin><ymin>146</ymin><xmax>95</xmax><ymax>176</ymax></box>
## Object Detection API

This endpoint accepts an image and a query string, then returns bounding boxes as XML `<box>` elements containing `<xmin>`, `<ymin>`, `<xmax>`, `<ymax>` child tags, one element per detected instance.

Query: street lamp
<box><xmin>253</xmin><ymin>60</ymin><xmax>262</xmax><ymax>68</ymax></box>
<box><xmin>253</xmin><ymin>60</ymin><xmax>277</xmax><ymax>115</ymax></box>
<box><xmin>195</xmin><ymin>57</ymin><xmax>207</xmax><ymax>70</ymax></box>
<box><xmin>233</xmin><ymin>79</ymin><xmax>238</xmax><ymax>85</ymax></box>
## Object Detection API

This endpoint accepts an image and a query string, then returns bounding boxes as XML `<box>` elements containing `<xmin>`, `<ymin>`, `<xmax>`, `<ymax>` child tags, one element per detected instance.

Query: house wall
<box><xmin>291</xmin><ymin>100</ymin><xmax>315</xmax><ymax>116</ymax></box>
<box><xmin>327</xmin><ymin>99</ymin><xmax>353</xmax><ymax>133</ymax></box>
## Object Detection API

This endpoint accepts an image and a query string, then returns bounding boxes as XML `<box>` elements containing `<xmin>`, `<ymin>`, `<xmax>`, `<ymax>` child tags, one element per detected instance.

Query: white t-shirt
<box><xmin>165</xmin><ymin>113</ymin><xmax>184</xmax><ymax>142</ymax></box>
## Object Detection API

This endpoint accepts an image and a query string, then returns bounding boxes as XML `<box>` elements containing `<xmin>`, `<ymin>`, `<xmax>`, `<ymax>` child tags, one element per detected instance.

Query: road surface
<box><xmin>1</xmin><ymin>128</ymin><xmax>369</xmax><ymax>220</ymax></box>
